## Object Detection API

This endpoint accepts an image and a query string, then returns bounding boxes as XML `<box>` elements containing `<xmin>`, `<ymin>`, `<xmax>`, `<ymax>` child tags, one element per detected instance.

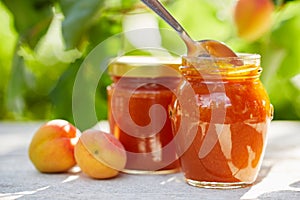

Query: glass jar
<box><xmin>107</xmin><ymin>56</ymin><xmax>181</xmax><ymax>174</ymax></box>
<box><xmin>169</xmin><ymin>54</ymin><xmax>273</xmax><ymax>188</ymax></box>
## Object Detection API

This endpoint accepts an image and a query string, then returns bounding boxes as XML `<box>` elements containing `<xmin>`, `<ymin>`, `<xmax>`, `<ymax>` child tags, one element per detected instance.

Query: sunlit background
<box><xmin>0</xmin><ymin>0</ymin><xmax>300</xmax><ymax>126</ymax></box>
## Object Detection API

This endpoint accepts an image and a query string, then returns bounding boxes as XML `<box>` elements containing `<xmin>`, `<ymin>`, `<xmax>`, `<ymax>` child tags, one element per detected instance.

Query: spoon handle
<box><xmin>141</xmin><ymin>0</ymin><xmax>191</xmax><ymax>39</ymax></box>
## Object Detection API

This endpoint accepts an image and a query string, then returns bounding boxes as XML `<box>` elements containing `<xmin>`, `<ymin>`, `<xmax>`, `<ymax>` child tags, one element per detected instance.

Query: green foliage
<box><xmin>2</xmin><ymin>0</ymin><xmax>53</xmax><ymax>47</ymax></box>
<box><xmin>1</xmin><ymin>0</ymin><xmax>53</xmax><ymax>119</ymax></box>
<box><xmin>0</xmin><ymin>0</ymin><xmax>137</xmax><ymax>124</ymax></box>
<box><xmin>263</xmin><ymin>2</ymin><xmax>300</xmax><ymax>119</ymax></box>
<box><xmin>59</xmin><ymin>0</ymin><xmax>105</xmax><ymax>49</ymax></box>
<box><xmin>0</xmin><ymin>0</ymin><xmax>300</xmax><ymax>124</ymax></box>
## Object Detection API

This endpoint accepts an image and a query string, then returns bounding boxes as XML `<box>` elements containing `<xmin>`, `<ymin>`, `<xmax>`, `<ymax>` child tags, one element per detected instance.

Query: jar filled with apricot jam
<box><xmin>169</xmin><ymin>54</ymin><xmax>273</xmax><ymax>188</ymax></box>
<box><xmin>107</xmin><ymin>56</ymin><xmax>181</xmax><ymax>174</ymax></box>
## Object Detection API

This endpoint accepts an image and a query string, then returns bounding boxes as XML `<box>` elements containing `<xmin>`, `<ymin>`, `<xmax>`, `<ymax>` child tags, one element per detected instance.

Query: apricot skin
<box><xmin>28</xmin><ymin>119</ymin><xmax>78</xmax><ymax>173</ymax></box>
<box><xmin>234</xmin><ymin>0</ymin><xmax>274</xmax><ymax>41</ymax></box>
<box><xmin>74</xmin><ymin>129</ymin><xmax>126</xmax><ymax>179</ymax></box>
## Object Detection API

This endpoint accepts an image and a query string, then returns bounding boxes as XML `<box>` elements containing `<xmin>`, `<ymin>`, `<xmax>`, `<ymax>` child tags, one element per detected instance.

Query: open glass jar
<box><xmin>107</xmin><ymin>56</ymin><xmax>181</xmax><ymax>174</ymax></box>
<box><xmin>169</xmin><ymin>54</ymin><xmax>273</xmax><ymax>188</ymax></box>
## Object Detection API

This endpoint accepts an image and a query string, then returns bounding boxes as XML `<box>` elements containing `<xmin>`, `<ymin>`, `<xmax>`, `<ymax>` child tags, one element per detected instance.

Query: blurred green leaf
<box><xmin>261</xmin><ymin>2</ymin><xmax>300</xmax><ymax>120</ymax></box>
<box><xmin>0</xmin><ymin>3</ymin><xmax>17</xmax><ymax>119</ymax></box>
<box><xmin>49</xmin><ymin>59</ymin><xmax>82</xmax><ymax>123</ymax></box>
<box><xmin>271</xmin><ymin>18</ymin><xmax>300</xmax><ymax>78</ymax></box>
<box><xmin>87</xmin><ymin>14</ymin><xmax>122</xmax><ymax>52</ymax></box>
<box><xmin>166</xmin><ymin>0</ymin><xmax>232</xmax><ymax>41</ymax></box>
<box><xmin>273</xmin><ymin>0</ymin><xmax>297</xmax><ymax>7</ymax></box>
<box><xmin>5</xmin><ymin>42</ymin><xmax>29</xmax><ymax>119</ymax></box>
<box><xmin>59</xmin><ymin>0</ymin><xmax>105</xmax><ymax>49</ymax></box>
<box><xmin>2</xmin><ymin>0</ymin><xmax>53</xmax><ymax>48</ymax></box>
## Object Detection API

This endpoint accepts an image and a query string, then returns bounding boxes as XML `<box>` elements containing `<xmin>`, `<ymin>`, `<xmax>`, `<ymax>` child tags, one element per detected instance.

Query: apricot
<box><xmin>234</xmin><ymin>0</ymin><xmax>274</xmax><ymax>41</ymax></box>
<box><xmin>28</xmin><ymin>119</ymin><xmax>79</xmax><ymax>173</ymax></box>
<box><xmin>74</xmin><ymin>129</ymin><xmax>126</xmax><ymax>179</ymax></box>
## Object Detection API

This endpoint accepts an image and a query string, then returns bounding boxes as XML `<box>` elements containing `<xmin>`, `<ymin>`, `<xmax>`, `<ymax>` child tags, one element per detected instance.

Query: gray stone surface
<box><xmin>0</xmin><ymin>121</ymin><xmax>300</xmax><ymax>200</ymax></box>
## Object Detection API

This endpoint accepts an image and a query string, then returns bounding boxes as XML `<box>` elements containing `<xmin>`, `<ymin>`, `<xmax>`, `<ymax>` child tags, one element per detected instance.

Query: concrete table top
<box><xmin>0</xmin><ymin>121</ymin><xmax>300</xmax><ymax>200</ymax></box>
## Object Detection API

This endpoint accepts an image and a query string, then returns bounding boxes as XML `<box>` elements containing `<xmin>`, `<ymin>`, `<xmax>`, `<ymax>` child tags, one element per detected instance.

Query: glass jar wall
<box><xmin>107</xmin><ymin>56</ymin><xmax>181</xmax><ymax>174</ymax></box>
<box><xmin>169</xmin><ymin>54</ymin><xmax>273</xmax><ymax>188</ymax></box>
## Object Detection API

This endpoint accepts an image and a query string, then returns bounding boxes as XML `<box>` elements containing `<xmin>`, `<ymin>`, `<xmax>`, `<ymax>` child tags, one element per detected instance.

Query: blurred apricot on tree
<box><xmin>234</xmin><ymin>0</ymin><xmax>274</xmax><ymax>41</ymax></box>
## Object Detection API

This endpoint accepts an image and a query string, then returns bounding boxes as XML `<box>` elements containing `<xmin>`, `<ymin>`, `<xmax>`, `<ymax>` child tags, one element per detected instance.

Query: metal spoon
<box><xmin>141</xmin><ymin>0</ymin><xmax>238</xmax><ymax>58</ymax></box>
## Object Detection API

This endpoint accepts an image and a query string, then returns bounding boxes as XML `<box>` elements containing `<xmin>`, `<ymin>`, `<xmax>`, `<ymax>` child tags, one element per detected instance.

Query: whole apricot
<box><xmin>29</xmin><ymin>119</ymin><xmax>79</xmax><ymax>173</ymax></box>
<box><xmin>74</xmin><ymin>129</ymin><xmax>126</xmax><ymax>179</ymax></box>
<box><xmin>234</xmin><ymin>0</ymin><xmax>274</xmax><ymax>41</ymax></box>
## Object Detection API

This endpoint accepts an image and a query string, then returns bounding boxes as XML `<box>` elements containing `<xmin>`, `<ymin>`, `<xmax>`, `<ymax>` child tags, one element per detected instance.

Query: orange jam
<box><xmin>107</xmin><ymin>56</ymin><xmax>181</xmax><ymax>174</ymax></box>
<box><xmin>169</xmin><ymin>54</ymin><xmax>273</xmax><ymax>188</ymax></box>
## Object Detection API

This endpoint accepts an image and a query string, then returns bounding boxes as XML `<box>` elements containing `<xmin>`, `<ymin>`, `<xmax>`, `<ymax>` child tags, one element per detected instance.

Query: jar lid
<box><xmin>108</xmin><ymin>56</ymin><xmax>181</xmax><ymax>78</ymax></box>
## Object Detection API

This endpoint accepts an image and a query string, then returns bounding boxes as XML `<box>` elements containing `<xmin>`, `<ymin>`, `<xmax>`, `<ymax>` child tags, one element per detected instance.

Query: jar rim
<box><xmin>181</xmin><ymin>53</ymin><xmax>262</xmax><ymax>79</ymax></box>
<box><xmin>108</xmin><ymin>56</ymin><xmax>181</xmax><ymax>78</ymax></box>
